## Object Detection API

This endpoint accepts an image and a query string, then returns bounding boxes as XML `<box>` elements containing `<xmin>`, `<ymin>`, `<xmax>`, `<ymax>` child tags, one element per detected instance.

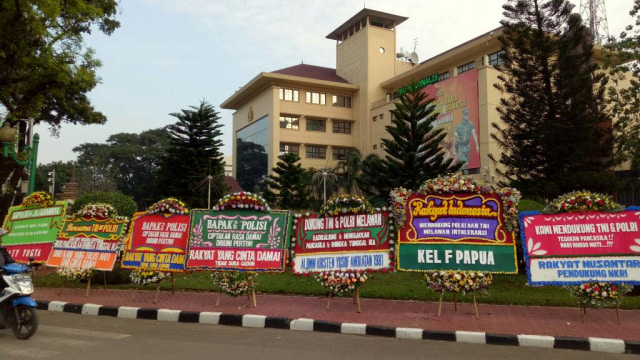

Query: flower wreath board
<box><xmin>185</xmin><ymin>208</ymin><xmax>292</xmax><ymax>272</ymax></box>
<box><xmin>395</xmin><ymin>176</ymin><xmax>519</xmax><ymax>318</ymax></box>
<box><xmin>122</xmin><ymin>198</ymin><xmax>190</xmax><ymax>272</ymax></box>
<box><xmin>519</xmin><ymin>195</ymin><xmax>640</xmax><ymax>287</ymax></box>
<box><xmin>46</xmin><ymin>204</ymin><xmax>129</xmax><ymax>272</ymax></box>
<box><xmin>1</xmin><ymin>191</ymin><xmax>67</xmax><ymax>263</ymax></box>
<box><xmin>397</xmin><ymin>191</ymin><xmax>518</xmax><ymax>274</ymax></box>
<box><xmin>292</xmin><ymin>195</ymin><xmax>396</xmax><ymax>312</ymax></box>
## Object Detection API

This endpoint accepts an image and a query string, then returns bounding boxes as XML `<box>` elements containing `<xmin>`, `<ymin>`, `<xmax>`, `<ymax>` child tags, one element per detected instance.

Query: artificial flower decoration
<box><xmin>542</xmin><ymin>190</ymin><xmax>622</xmax><ymax>214</ymax></box>
<box><xmin>75</xmin><ymin>203</ymin><xmax>117</xmax><ymax>219</ymax></box>
<box><xmin>424</xmin><ymin>270</ymin><xmax>493</xmax><ymax>295</ymax></box>
<box><xmin>56</xmin><ymin>267</ymin><xmax>94</xmax><ymax>281</ymax></box>
<box><xmin>213</xmin><ymin>192</ymin><xmax>269</xmax><ymax>212</ymax></box>
<box><xmin>211</xmin><ymin>271</ymin><xmax>257</xmax><ymax>297</ymax></box>
<box><xmin>496</xmin><ymin>187</ymin><xmax>522</xmax><ymax>233</ymax></box>
<box><xmin>319</xmin><ymin>194</ymin><xmax>374</xmax><ymax>217</ymax></box>
<box><xmin>389</xmin><ymin>187</ymin><xmax>411</xmax><ymax>228</ymax></box>
<box><xmin>315</xmin><ymin>270</ymin><xmax>368</xmax><ymax>294</ymax></box>
<box><xmin>569</xmin><ymin>282</ymin><xmax>631</xmax><ymax>308</ymax></box>
<box><xmin>418</xmin><ymin>174</ymin><xmax>482</xmax><ymax>195</ymax></box>
<box><xmin>147</xmin><ymin>198</ymin><xmax>189</xmax><ymax>215</ymax></box>
<box><xmin>129</xmin><ymin>270</ymin><xmax>169</xmax><ymax>286</ymax></box>
<box><xmin>21</xmin><ymin>191</ymin><xmax>54</xmax><ymax>207</ymax></box>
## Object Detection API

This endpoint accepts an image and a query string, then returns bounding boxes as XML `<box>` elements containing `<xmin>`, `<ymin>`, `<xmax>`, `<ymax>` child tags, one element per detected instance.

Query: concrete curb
<box><xmin>36</xmin><ymin>300</ymin><xmax>640</xmax><ymax>355</ymax></box>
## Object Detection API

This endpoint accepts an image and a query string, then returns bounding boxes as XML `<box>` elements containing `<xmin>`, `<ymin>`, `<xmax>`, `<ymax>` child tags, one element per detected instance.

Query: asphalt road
<box><xmin>0</xmin><ymin>311</ymin><xmax>634</xmax><ymax>360</ymax></box>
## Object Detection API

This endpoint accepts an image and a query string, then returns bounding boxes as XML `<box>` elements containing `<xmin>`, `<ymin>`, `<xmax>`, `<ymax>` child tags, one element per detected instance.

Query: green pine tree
<box><xmin>359</xmin><ymin>80</ymin><xmax>461</xmax><ymax>203</ymax></box>
<box><xmin>156</xmin><ymin>100</ymin><xmax>226</xmax><ymax>208</ymax></box>
<box><xmin>262</xmin><ymin>153</ymin><xmax>310</xmax><ymax>210</ymax></box>
<box><xmin>492</xmin><ymin>0</ymin><xmax>617</xmax><ymax>198</ymax></box>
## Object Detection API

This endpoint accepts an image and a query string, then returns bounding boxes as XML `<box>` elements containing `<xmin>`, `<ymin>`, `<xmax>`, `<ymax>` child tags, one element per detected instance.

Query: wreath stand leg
<box><xmin>103</xmin><ymin>271</ymin><xmax>108</xmax><ymax>290</ymax></box>
<box><xmin>85</xmin><ymin>277</ymin><xmax>91</xmax><ymax>298</ymax></box>
<box><xmin>247</xmin><ymin>278</ymin><xmax>258</xmax><ymax>307</ymax></box>
<box><xmin>171</xmin><ymin>273</ymin><xmax>176</xmax><ymax>295</ymax></box>
<box><xmin>251</xmin><ymin>289</ymin><xmax>257</xmax><ymax>308</ymax></box>
<box><xmin>131</xmin><ymin>286</ymin><xmax>139</xmax><ymax>300</ymax></box>
<box><xmin>216</xmin><ymin>291</ymin><xmax>221</xmax><ymax>307</ymax></box>
<box><xmin>453</xmin><ymin>294</ymin><xmax>458</xmax><ymax>312</ymax></box>
<box><xmin>616</xmin><ymin>303</ymin><xmax>620</xmax><ymax>325</ymax></box>
<box><xmin>579</xmin><ymin>303</ymin><xmax>586</xmax><ymax>323</ymax></box>
<box><xmin>472</xmin><ymin>293</ymin><xmax>479</xmax><ymax>319</ymax></box>
<box><xmin>326</xmin><ymin>293</ymin><xmax>332</xmax><ymax>310</ymax></box>
<box><xmin>153</xmin><ymin>281</ymin><xmax>161</xmax><ymax>304</ymax></box>
<box><xmin>437</xmin><ymin>290</ymin><xmax>444</xmax><ymax>316</ymax></box>
<box><xmin>355</xmin><ymin>288</ymin><xmax>361</xmax><ymax>313</ymax></box>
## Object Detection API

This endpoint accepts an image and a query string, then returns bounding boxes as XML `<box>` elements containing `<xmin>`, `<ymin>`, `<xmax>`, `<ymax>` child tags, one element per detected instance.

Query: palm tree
<box><xmin>336</xmin><ymin>149</ymin><xmax>362</xmax><ymax>195</ymax></box>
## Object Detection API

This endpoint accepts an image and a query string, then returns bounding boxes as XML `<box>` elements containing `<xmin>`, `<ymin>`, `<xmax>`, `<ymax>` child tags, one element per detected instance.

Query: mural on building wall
<box><xmin>421</xmin><ymin>69</ymin><xmax>480</xmax><ymax>171</ymax></box>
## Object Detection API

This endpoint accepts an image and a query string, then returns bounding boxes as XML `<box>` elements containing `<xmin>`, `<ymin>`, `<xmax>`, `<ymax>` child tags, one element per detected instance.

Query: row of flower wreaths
<box><xmin>23</xmin><ymin>174</ymin><xmax>632</xmax><ymax>308</ymax></box>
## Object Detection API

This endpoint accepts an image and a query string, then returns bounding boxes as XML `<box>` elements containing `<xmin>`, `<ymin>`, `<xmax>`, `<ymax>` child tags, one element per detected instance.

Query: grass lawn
<box><xmin>33</xmin><ymin>268</ymin><xmax>640</xmax><ymax>310</ymax></box>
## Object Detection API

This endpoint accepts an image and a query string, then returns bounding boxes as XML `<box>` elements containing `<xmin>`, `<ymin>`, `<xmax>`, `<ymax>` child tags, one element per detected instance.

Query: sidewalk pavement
<box><xmin>33</xmin><ymin>286</ymin><xmax>640</xmax><ymax>354</ymax></box>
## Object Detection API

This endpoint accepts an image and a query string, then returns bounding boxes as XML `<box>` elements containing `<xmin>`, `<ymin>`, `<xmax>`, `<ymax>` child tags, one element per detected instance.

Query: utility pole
<box><xmin>47</xmin><ymin>169</ymin><xmax>56</xmax><ymax>200</ymax></box>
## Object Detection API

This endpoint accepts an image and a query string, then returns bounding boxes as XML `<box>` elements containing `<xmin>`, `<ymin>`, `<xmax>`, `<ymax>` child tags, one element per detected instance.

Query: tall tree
<box><xmin>0</xmin><ymin>0</ymin><xmax>120</xmax><ymax>219</ymax></box>
<box><xmin>74</xmin><ymin>128</ymin><xmax>171</xmax><ymax>208</ymax></box>
<box><xmin>492</xmin><ymin>0</ymin><xmax>616</xmax><ymax>198</ymax></box>
<box><xmin>262</xmin><ymin>153</ymin><xmax>311</xmax><ymax>210</ymax></box>
<box><xmin>359</xmin><ymin>81</ymin><xmax>461</xmax><ymax>203</ymax></box>
<box><xmin>155</xmin><ymin>101</ymin><xmax>226</xmax><ymax>209</ymax></box>
<box><xmin>605</xmin><ymin>0</ymin><xmax>640</xmax><ymax>169</ymax></box>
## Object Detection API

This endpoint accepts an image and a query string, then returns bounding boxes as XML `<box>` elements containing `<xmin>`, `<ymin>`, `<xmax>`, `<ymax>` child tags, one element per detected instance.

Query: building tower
<box><xmin>580</xmin><ymin>0</ymin><xmax>610</xmax><ymax>44</ymax></box>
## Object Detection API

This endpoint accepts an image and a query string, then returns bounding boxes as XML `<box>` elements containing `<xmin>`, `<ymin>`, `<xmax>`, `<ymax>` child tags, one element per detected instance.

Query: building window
<box><xmin>457</xmin><ymin>61</ymin><xmax>475</xmax><ymax>74</ymax></box>
<box><xmin>306</xmin><ymin>118</ymin><xmax>326</xmax><ymax>132</ymax></box>
<box><xmin>332</xmin><ymin>95</ymin><xmax>352</xmax><ymax>108</ymax></box>
<box><xmin>439</xmin><ymin>71</ymin><xmax>450</xmax><ymax>80</ymax></box>
<box><xmin>306</xmin><ymin>91</ymin><xmax>326</xmax><ymax>105</ymax></box>
<box><xmin>380</xmin><ymin>113</ymin><xmax>384</xmax><ymax>120</ymax></box>
<box><xmin>279</xmin><ymin>88</ymin><xmax>299</xmax><ymax>102</ymax></box>
<box><xmin>373</xmin><ymin>115</ymin><xmax>378</xmax><ymax>122</ymax></box>
<box><xmin>488</xmin><ymin>50</ymin><xmax>506</xmax><ymax>67</ymax></box>
<box><xmin>373</xmin><ymin>144</ymin><xmax>377</xmax><ymax>149</ymax></box>
<box><xmin>279</xmin><ymin>115</ymin><xmax>299</xmax><ymax>130</ymax></box>
<box><xmin>306</xmin><ymin>145</ymin><xmax>326</xmax><ymax>159</ymax></box>
<box><xmin>332</xmin><ymin>147</ymin><xmax>350</xmax><ymax>160</ymax></box>
<box><xmin>333</xmin><ymin>120</ymin><xmax>352</xmax><ymax>134</ymax></box>
<box><xmin>279</xmin><ymin>143</ymin><xmax>300</xmax><ymax>156</ymax></box>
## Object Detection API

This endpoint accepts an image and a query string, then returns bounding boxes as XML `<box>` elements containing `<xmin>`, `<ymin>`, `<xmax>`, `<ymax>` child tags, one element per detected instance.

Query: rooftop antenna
<box><xmin>579</xmin><ymin>0</ymin><xmax>610</xmax><ymax>44</ymax></box>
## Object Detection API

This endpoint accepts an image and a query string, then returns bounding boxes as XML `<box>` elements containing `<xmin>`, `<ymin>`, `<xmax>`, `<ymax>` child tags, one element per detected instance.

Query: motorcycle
<box><xmin>0</xmin><ymin>261</ymin><xmax>38</xmax><ymax>339</ymax></box>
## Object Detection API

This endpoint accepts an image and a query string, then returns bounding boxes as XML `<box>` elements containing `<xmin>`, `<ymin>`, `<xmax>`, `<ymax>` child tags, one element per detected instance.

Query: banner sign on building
<box><xmin>186</xmin><ymin>209</ymin><xmax>291</xmax><ymax>272</ymax></box>
<box><xmin>520</xmin><ymin>209</ymin><xmax>640</xmax><ymax>285</ymax></box>
<box><xmin>421</xmin><ymin>69</ymin><xmax>480</xmax><ymax>171</ymax></box>
<box><xmin>1</xmin><ymin>203</ymin><xmax>67</xmax><ymax>263</ymax></box>
<box><xmin>398</xmin><ymin>193</ymin><xmax>517</xmax><ymax>273</ymax></box>
<box><xmin>46</xmin><ymin>216</ymin><xmax>128</xmax><ymax>271</ymax></box>
<box><xmin>292</xmin><ymin>212</ymin><xmax>393</xmax><ymax>273</ymax></box>
<box><xmin>121</xmin><ymin>212</ymin><xmax>190</xmax><ymax>271</ymax></box>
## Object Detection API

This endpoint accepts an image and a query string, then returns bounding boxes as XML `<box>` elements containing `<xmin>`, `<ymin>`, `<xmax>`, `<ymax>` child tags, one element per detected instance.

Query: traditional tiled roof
<box><xmin>224</xmin><ymin>176</ymin><xmax>243</xmax><ymax>194</ymax></box>
<box><xmin>272</xmin><ymin>64</ymin><xmax>349</xmax><ymax>83</ymax></box>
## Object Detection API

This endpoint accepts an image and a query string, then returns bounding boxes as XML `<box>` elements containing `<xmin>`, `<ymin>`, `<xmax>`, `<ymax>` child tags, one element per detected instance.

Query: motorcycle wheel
<box><xmin>11</xmin><ymin>305</ymin><xmax>38</xmax><ymax>340</ymax></box>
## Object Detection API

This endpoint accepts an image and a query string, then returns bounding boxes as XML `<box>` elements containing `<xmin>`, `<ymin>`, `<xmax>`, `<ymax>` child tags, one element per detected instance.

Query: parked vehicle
<box><xmin>0</xmin><ymin>261</ymin><xmax>38</xmax><ymax>339</ymax></box>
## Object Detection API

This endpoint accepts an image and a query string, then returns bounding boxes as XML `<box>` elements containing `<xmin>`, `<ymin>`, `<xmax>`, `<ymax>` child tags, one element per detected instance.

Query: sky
<box><xmin>34</xmin><ymin>0</ymin><xmax>635</xmax><ymax>164</ymax></box>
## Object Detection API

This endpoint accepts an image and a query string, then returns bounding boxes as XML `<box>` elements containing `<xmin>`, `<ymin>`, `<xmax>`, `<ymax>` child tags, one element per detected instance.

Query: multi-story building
<box><xmin>221</xmin><ymin>8</ymin><xmax>613</xmax><ymax>192</ymax></box>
